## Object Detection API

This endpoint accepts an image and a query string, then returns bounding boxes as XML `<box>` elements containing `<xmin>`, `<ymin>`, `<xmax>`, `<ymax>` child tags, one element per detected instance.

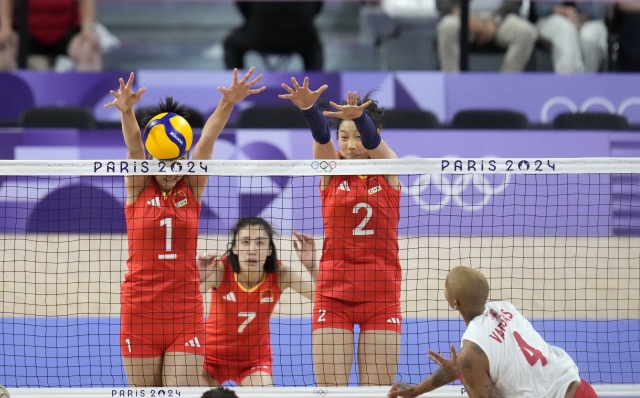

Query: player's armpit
<box><xmin>458</xmin><ymin>341</ymin><xmax>499</xmax><ymax>398</ymax></box>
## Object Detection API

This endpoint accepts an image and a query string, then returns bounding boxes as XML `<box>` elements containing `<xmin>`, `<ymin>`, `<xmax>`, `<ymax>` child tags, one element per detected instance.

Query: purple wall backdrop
<box><xmin>1</xmin><ymin>71</ymin><xmax>639</xmax><ymax>124</ymax></box>
<box><xmin>0</xmin><ymin>127</ymin><xmax>636</xmax><ymax>236</ymax></box>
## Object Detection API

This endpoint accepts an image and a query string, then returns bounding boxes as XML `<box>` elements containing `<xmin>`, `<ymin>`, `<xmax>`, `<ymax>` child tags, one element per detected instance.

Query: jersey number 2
<box><xmin>514</xmin><ymin>331</ymin><xmax>548</xmax><ymax>367</ymax></box>
<box><xmin>159</xmin><ymin>218</ymin><xmax>177</xmax><ymax>260</ymax></box>
<box><xmin>353</xmin><ymin>203</ymin><xmax>374</xmax><ymax>235</ymax></box>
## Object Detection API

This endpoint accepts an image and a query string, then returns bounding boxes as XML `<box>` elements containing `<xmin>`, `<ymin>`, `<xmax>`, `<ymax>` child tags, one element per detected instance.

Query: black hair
<box><xmin>331</xmin><ymin>90</ymin><xmax>385</xmax><ymax>137</ymax></box>
<box><xmin>138</xmin><ymin>96</ymin><xmax>190</xmax><ymax>127</ymax></box>
<box><xmin>201</xmin><ymin>387</ymin><xmax>239</xmax><ymax>398</ymax></box>
<box><xmin>226</xmin><ymin>217</ymin><xmax>278</xmax><ymax>274</ymax></box>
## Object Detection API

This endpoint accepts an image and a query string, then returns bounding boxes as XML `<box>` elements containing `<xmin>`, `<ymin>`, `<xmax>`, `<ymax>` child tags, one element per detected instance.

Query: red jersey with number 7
<box><xmin>205</xmin><ymin>256</ymin><xmax>281</xmax><ymax>365</ymax></box>
<box><xmin>319</xmin><ymin>175</ymin><xmax>401</xmax><ymax>303</ymax></box>
<box><xmin>122</xmin><ymin>178</ymin><xmax>203</xmax><ymax>320</ymax></box>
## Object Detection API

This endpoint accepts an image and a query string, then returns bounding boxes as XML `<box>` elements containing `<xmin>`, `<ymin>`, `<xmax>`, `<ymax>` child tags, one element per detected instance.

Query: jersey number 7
<box><xmin>514</xmin><ymin>331</ymin><xmax>548</xmax><ymax>367</ymax></box>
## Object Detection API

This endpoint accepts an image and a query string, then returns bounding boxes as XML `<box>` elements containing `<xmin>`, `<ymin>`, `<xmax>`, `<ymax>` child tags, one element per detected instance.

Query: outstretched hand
<box><xmin>388</xmin><ymin>381</ymin><xmax>419</xmax><ymax>398</ymax></box>
<box><xmin>292</xmin><ymin>231</ymin><xmax>316</xmax><ymax>270</ymax></box>
<box><xmin>279</xmin><ymin>77</ymin><xmax>328</xmax><ymax>109</ymax></box>
<box><xmin>323</xmin><ymin>91</ymin><xmax>371</xmax><ymax>120</ymax></box>
<box><xmin>428</xmin><ymin>344</ymin><xmax>459</xmax><ymax>380</ymax></box>
<box><xmin>196</xmin><ymin>252</ymin><xmax>220</xmax><ymax>283</ymax></box>
<box><xmin>218</xmin><ymin>67</ymin><xmax>265</xmax><ymax>104</ymax></box>
<box><xmin>103</xmin><ymin>72</ymin><xmax>146</xmax><ymax>113</ymax></box>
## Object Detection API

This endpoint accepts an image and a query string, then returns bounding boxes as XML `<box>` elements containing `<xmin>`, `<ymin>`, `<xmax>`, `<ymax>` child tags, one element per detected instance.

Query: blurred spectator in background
<box><xmin>223</xmin><ymin>1</ymin><xmax>323</xmax><ymax>71</ymax></box>
<box><xmin>610</xmin><ymin>2</ymin><xmax>640</xmax><ymax>72</ymax></box>
<box><xmin>436</xmin><ymin>0</ymin><xmax>537</xmax><ymax>72</ymax></box>
<box><xmin>534</xmin><ymin>1</ymin><xmax>607</xmax><ymax>74</ymax></box>
<box><xmin>0</xmin><ymin>0</ymin><xmax>101</xmax><ymax>71</ymax></box>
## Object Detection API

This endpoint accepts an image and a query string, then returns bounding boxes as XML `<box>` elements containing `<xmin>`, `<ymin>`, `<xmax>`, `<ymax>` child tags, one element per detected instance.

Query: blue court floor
<box><xmin>0</xmin><ymin>317</ymin><xmax>638</xmax><ymax>387</ymax></box>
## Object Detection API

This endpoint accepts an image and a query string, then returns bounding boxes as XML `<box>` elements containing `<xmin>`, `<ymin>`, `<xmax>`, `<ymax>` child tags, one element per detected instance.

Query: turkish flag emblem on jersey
<box><xmin>172</xmin><ymin>190</ymin><xmax>188</xmax><ymax>208</ymax></box>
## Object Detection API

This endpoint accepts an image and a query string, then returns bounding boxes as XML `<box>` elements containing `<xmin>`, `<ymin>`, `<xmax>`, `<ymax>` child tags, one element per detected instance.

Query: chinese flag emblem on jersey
<box><xmin>260</xmin><ymin>289</ymin><xmax>273</xmax><ymax>303</ymax></box>
<box><xmin>172</xmin><ymin>190</ymin><xmax>188</xmax><ymax>208</ymax></box>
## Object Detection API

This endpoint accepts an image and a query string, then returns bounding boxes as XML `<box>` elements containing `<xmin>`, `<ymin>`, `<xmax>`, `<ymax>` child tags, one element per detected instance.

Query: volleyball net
<box><xmin>0</xmin><ymin>158</ymin><xmax>638</xmax><ymax>397</ymax></box>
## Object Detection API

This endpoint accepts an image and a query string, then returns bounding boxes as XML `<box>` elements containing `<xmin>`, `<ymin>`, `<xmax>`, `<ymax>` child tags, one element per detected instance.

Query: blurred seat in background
<box><xmin>552</xmin><ymin>112</ymin><xmax>630</xmax><ymax>130</ymax></box>
<box><xmin>20</xmin><ymin>106</ymin><xmax>96</xmax><ymax>129</ymax></box>
<box><xmin>237</xmin><ymin>105</ymin><xmax>308</xmax><ymax>129</ymax></box>
<box><xmin>383</xmin><ymin>108</ymin><xmax>439</xmax><ymax>129</ymax></box>
<box><xmin>451</xmin><ymin>109</ymin><xmax>529</xmax><ymax>129</ymax></box>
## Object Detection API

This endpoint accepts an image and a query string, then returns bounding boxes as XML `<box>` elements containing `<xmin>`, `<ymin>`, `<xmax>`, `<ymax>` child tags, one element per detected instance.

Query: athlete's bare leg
<box><xmin>357</xmin><ymin>330</ymin><xmax>400</xmax><ymax>386</ymax></box>
<box><xmin>202</xmin><ymin>372</ymin><xmax>222</xmax><ymax>388</ymax></box>
<box><xmin>163</xmin><ymin>352</ymin><xmax>207</xmax><ymax>387</ymax></box>
<box><xmin>123</xmin><ymin>356</ymin><xmax>163</xmax><ymax>387</ymax></box>
<box><xmin>240</xmin><ymin>372</ymin><xmax>273</xmax><ymax>387</ymax></box>
<box><xmin>312</xmin><ymin>328</ymin><xmax>354</xmax><ymax>386</ymax></box>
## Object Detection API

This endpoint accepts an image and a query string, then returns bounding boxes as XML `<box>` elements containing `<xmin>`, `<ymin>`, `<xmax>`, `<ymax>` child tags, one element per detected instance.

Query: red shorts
<box><xmin>120</xmin><ymin>312</ymin><xmax>206</xmax><ymax>358</ymax></box>
<box><xmin>312</xmin><ymin>295</ymin><xmax>402</xmax><ymax>333</ymax></box>
<box><xmin>575</xmin><ymin>379</ymin><xmax>598</xmax><ymax>398</ymax></box>
<box><xmin>204</xmin><ymin>360</ymin><xmax>272</xmax><ymax>385</ymax></box>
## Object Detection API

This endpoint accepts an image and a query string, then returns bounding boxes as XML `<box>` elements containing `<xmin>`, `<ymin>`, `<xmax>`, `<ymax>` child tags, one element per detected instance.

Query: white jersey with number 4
<box><xmin>461</xmin><ymin>301</ymin><xmax>580</xmax><ymax>398</ymax></box>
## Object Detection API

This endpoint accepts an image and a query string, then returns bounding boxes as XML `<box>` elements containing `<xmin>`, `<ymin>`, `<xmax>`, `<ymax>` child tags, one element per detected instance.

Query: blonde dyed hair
<box><xmin>447</xmin><ymin>266</ymin><xmax>490</xmax><ymax>314</ymax></box>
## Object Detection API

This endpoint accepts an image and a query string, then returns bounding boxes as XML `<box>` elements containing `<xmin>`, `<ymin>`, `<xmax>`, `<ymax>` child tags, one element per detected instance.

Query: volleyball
<box><xmin>144</xmin><ymin>112</ymin><xmax>193</xmax><ymax>160</ymax></box>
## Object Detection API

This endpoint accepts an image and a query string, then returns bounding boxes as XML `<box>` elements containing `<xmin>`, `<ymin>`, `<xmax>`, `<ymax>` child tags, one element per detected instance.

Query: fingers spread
<box><xmin>315</xmin><ymin>84</ymin><xmax>329</xmax><ymax>95</ymax></box>
<box><xmin>125</xmin><ymin>72</ymin><xmax>134</xmax><ymax>89</ymax></box>
<box><xmin>240</xmin><ymin>66</ymin><xmax>255</xmax><ymax>84</ymax></box>
<box><xmin>250</xmin><ymin>86</ymin><xmax>266</xmax><ymax>94</ymax></box>
<box><xmin>247</xmin><ymin>73</ymin><xmax>264</xmax><ymax>87</ymax></box>
<box><xmin>292</xmin><ymin>77</ymin><xmax>301</xmax><ymax>90</ymax></box>
<box><xmin>281</xmin><ymin>83</ymin><xmax>294</xmax><ymax>94</ymax></box>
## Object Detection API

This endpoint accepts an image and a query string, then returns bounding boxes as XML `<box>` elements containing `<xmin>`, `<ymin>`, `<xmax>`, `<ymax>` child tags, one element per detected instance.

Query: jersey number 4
<box><xmin>159</xmin><ymin>217</ymin><xmax>177</xmax><ymax>260</ymax></box>
<box><xmin>353</xmin><ymin>203</ymin><xmax>374</xmax><ymax>236</ymax></box>
<box><xmin>514</xmin><ymin>331</ymin><xmax>548</xmax><ymax>367</ymax></box>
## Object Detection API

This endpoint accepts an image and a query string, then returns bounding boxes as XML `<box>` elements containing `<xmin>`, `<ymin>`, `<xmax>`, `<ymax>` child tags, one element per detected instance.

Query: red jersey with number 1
<box><xmin>122</xmin><ymin>178</ymin><xmax>203</xmax><ymax>320</ymax></box>
<box><xmin>319</xmin><ymin>175</ymin><xmax>401</xmax><ymax>303</ymax></box>
<box><xmin>205</xmin><ymin>257</ymin><xmax>281</xmax><ymax>365</ymax></box>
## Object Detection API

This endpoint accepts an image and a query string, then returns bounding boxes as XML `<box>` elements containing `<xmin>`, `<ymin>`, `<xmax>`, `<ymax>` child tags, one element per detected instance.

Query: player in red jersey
<box><xmin>280</xmin><ymin>78</ymin><xmax>402</xmax><ymax>386</ymax></box>
<box><xmin>104</xmin><ymin>68</ymin><xmax>265</xmax><ymax>387</ymax></box>
<box><xmin>197</xmin><ymin>217</ymin><xmax>318</xmax><ymax>387</ymax></box>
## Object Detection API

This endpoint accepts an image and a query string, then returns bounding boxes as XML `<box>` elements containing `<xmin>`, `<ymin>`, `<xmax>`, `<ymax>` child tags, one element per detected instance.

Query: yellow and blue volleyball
<box><xmin>144</xmin><ymin>112</ymin><xmax>193</xmax><ymax>160</ymax></box>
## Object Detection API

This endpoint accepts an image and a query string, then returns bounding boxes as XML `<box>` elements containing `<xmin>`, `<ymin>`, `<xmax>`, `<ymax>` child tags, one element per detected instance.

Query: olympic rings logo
<box><xmin>311</xmin><ymin>161</ymin><xmax>337</xmax><ymax>173</ymax></box>
<box><xmin>540</xmin><ymin>96</ymin><xmax>640</xmax><ymax>123</ymax></box>
<box><xmin>408</xmin><ymin>172</ymin><xmax>511</xmax><ymax>212</ymax></box>
<box><xmin>313</xmin><ymin>389</ymin><xmax>330</xmax><ymax>396</ymax></box>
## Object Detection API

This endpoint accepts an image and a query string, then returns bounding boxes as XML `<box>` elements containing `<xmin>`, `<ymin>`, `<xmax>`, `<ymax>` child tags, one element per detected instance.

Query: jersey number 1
<box><xmin>514</xmin><ymin>331</ymin><xmax>548</xmax><ymax>367</ymax></box>
<box><xmin>159</xmin><ymin>218</ymin><xmax>177</xmax><ymax>260</ymax></box>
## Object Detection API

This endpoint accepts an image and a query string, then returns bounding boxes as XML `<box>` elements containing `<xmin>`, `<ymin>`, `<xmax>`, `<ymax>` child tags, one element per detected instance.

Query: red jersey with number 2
<box><xmin>122</xmin><ymin>178</ymin><xmax>203</xmax><ymax>319</ymax></box>
<box><xmin>205</xmin><ymin>257</ymin><xmax>281</xmax><ymax>365</ymax></box>
<box><xmin>319</xmin><ymin>175</ymin><xmax>401</xmax><ymax>303</ymax></box>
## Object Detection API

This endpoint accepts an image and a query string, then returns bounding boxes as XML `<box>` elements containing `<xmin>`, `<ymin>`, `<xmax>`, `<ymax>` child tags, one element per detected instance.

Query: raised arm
<box><xmin>197</xmin><ymin>252</ymin><xmax>225</xmax><ymax>293</ymax></box>
<box><xmin>323</xmin><ymin>91</ymin><xmax>398</xmax><ymax>160</ymax></box>
<box><xmin>189</xmin><ymin>67</ymin><xmax>265</xmax><ymax>201</ymax></box>
<box><xmin>388</xmin><ymin>345</ymin><xmax>460</xmax><ymax>398</ymax></box>
<box><xmin>279</xmin><ymin>77</ymin><xmax>337</xmax><ymax>160</ymax></box>
<box><xmin>279</xmin><ymin>231</ymin><xmax>318</xmax><ymax>301</ymax></box>
<box><xmin>103</xmin><ymin>72</ymin><xmax>148</xmax><ymax>204</ymax></box>
<box><xmin>457</xmin><ymin>341</ymin><xmax>499</xmax><ymax>398</ymax></box>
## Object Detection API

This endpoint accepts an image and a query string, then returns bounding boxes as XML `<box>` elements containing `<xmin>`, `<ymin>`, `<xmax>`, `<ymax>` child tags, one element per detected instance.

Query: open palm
<box><xmin>218</xmin><ymin>67</ymin><xmax>265</xmax><ymax>104</ymax></box>
<box><xmin>279</xmin><ymin>77</ymin><xmax>328</xmax><ymax>109</ymax></box>
<box><xmin>323</xmin><ymin>91</ymin><xmax>371</xmax><ymax>120</ymax></box>
<box><xmin>103</xmin><ymin>72</ymin><xmax>146</xmax><ymax>113</ymax></box>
